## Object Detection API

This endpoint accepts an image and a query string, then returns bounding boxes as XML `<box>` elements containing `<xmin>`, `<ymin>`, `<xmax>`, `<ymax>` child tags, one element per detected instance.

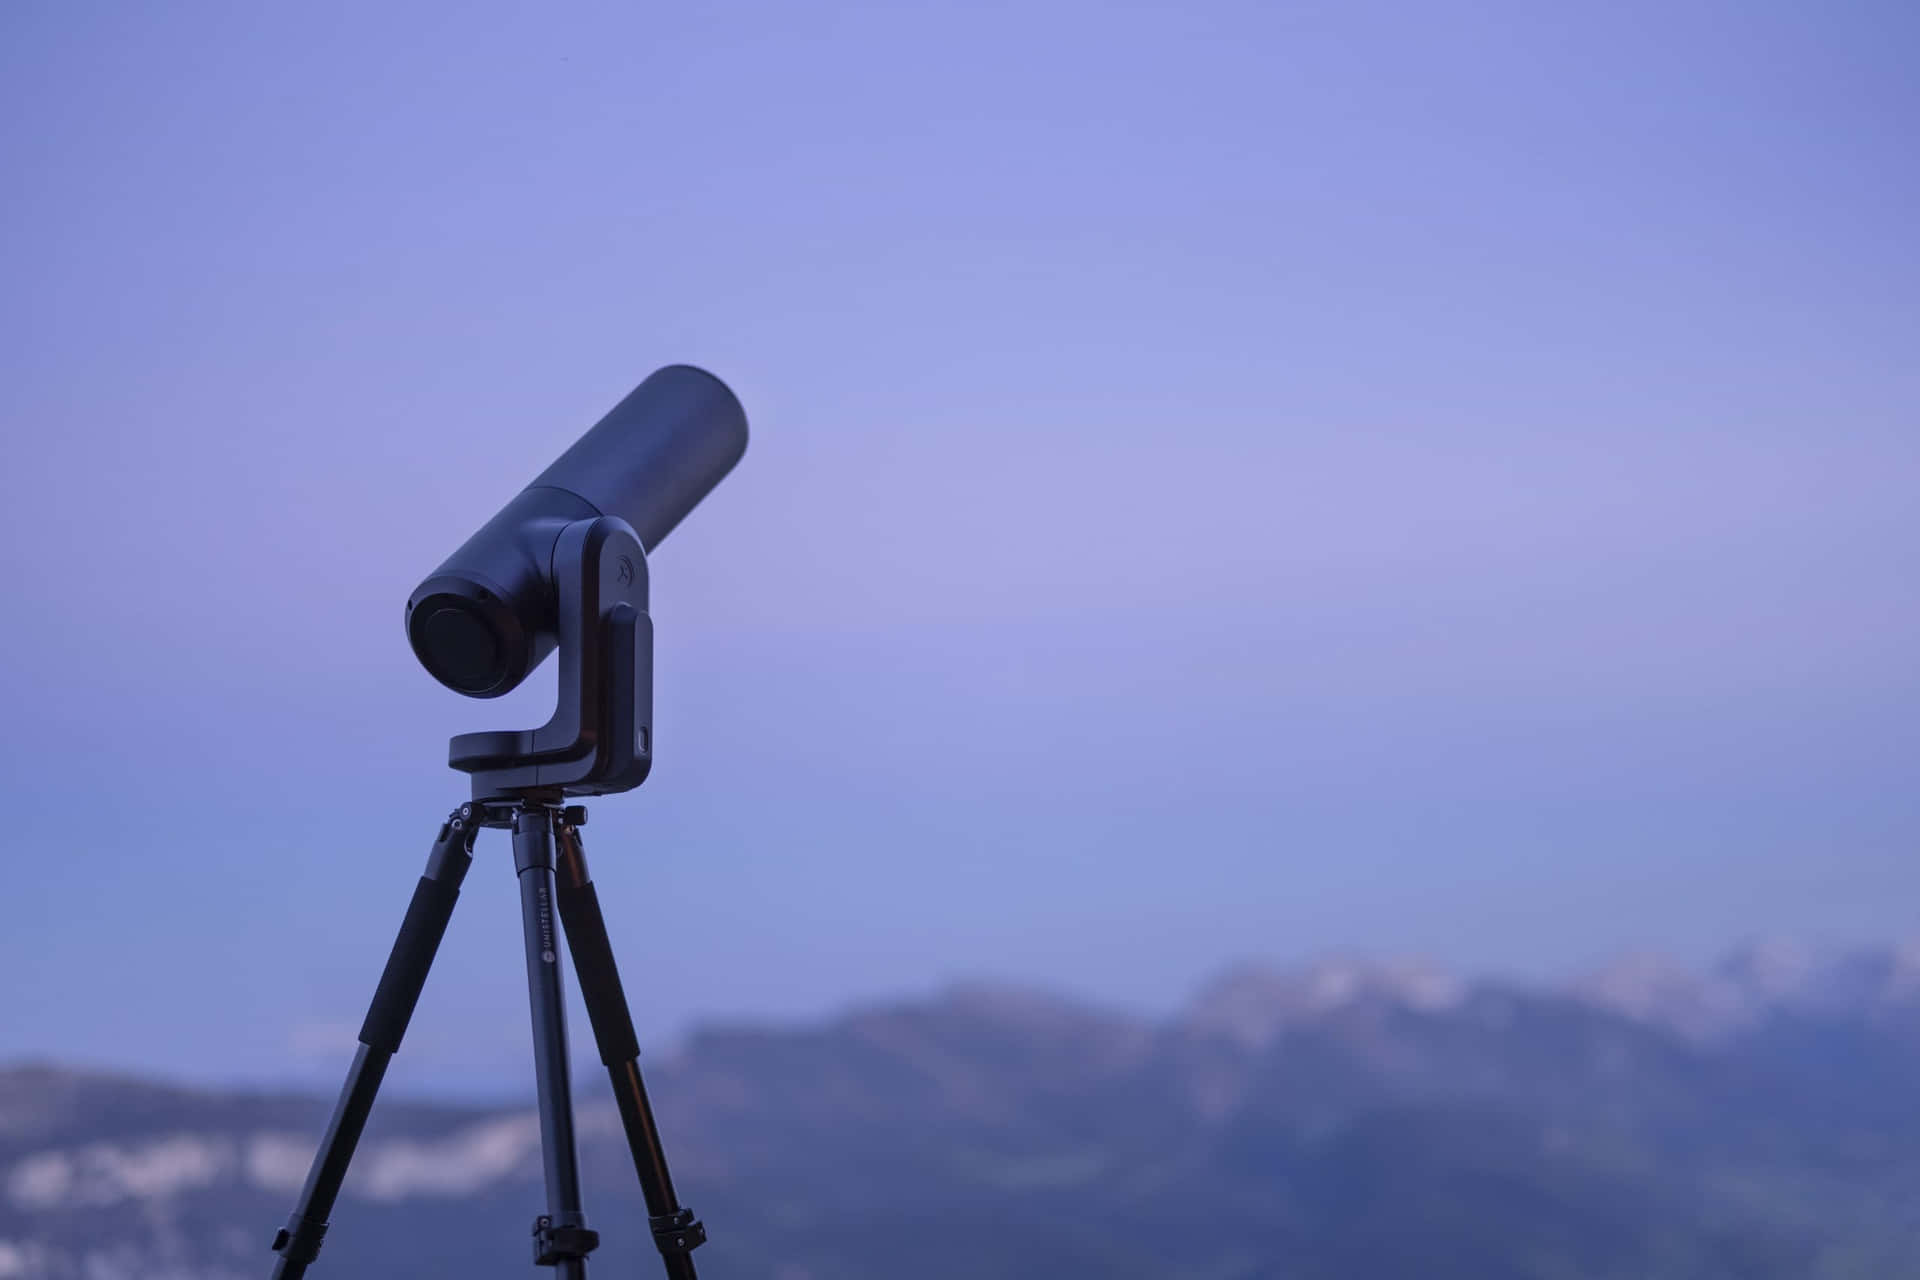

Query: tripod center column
<box><xmin>513</xmin><ymin>804</ymin><xmax>598</xmax><ymax>1276</ymax></box>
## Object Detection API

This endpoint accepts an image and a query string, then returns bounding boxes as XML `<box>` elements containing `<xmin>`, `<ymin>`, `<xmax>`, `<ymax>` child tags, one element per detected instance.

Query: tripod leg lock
<box><xmin>270</xmin><ymin>1214</ymin><xmax>329</xmax><ymax>1263</ymax></box>
<box><xmin>532</xmin><ymin>1215</ymin><xmax>601</xmax><ymax>1266</ymax></box>
<box><xmin>650</xmin><ymin>1206</ymin><xmax>708</xmax><ymax>1256</ymax></box>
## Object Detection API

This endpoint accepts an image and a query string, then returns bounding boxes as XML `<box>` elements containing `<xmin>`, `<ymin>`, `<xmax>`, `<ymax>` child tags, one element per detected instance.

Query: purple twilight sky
<box><xmin>1</xmin><ymin>0</ymin><xmax>1915</xmax><ymax>1092</ymax></box>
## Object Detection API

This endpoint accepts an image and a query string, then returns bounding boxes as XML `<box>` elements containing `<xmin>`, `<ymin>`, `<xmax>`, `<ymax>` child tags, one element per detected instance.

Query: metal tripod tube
<box><xmin>554</xmin><ymin>813</ymin><xmax>705</xmax><ymax>1278</ymax></box>
<box><xmin>270</xmin><ymin>811</ymin><xmax>476</xmax><ymax>1278</ymax></box>
<box><xmin>514</xmin><ymin>807</ymin><xmax>595</xmax><ymax>1278</ymax></box>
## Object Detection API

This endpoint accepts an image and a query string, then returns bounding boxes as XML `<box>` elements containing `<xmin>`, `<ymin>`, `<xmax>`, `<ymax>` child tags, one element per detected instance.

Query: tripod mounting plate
<box><xmin>449</xmin><ymin>516</ymin><xmax>654</xmax><ymax>800</ymax></box>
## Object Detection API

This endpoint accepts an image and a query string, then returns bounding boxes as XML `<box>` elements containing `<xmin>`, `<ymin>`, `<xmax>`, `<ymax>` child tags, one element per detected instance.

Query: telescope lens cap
<box><xmin>418</xmin><ymin>602</ymin><xmax>502</xmax><ymax>694</ymax></box>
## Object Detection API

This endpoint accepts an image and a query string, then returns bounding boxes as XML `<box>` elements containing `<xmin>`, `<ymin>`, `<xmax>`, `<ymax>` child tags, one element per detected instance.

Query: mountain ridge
<box><xmin>8</xmin><ymin>939</ymin><xmax>1920</xmax><ymax>1279</ymax></box>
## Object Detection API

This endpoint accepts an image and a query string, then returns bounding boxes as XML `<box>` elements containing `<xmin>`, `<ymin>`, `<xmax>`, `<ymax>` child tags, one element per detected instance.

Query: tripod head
<box><xmin>405</xmin><ymin>366</ymin><xmax>748</xmax><ymax>800</ymax></box>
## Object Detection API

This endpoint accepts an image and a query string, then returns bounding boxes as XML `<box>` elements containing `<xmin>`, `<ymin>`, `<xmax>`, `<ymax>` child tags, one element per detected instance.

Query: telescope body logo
<box><xmin>538</xmin><ymin>885</ymin><xmax>556</xmax><ymax>963</ymax></box>
<box><xmin>617</xmin><ymin>555</ymin><xmax>635</xmax><ymax>586</ymax></box>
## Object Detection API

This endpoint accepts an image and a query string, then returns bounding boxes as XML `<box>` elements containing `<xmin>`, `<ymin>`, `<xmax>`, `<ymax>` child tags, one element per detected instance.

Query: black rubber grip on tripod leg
<box><xmin>555</xmin><ymin>882</ymin><xmax>642</xmax><ymax>1065</ymax></box>
<box><xmin>359</xmin><ymin>876</ymin><xmax>460</xmax><ymax>1053</ymax></box>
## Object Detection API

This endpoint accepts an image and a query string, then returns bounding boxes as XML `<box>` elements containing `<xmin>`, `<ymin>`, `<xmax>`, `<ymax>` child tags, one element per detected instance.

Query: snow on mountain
<box><xmin>1573</xmin><ymin>939</ymin><xmax>1920</xmax><ymax>1040</ymax></box>
<box><xmin>1181</xmin><ymin>957</ymin><xmax>1466</xmax><ymax>1048</ymax></box>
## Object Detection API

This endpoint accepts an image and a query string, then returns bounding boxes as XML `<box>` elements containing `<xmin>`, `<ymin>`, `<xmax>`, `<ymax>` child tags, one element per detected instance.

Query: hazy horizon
<box><xmin>7</xmin><ymin>932</ymin><xmax>1915</xmax><ymax>1101</ymax></box>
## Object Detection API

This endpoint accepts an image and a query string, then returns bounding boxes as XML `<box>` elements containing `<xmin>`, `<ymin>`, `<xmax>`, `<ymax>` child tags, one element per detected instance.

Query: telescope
<box><xmin>406</xmin><ymin>364</ymin><xmax>748</xmax><ymax>797</ymax></box>
<box><xmin>270</xmin><ymin>366</ymin><xmax>748</xmax><ymax>1280</ymax></box>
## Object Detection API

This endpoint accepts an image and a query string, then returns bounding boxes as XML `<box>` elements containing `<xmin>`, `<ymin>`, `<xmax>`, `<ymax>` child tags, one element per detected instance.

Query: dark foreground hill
<box><xmin>8</xmin><ymin>941</ymin><xmax>1920</xmax><ymax>1279</ymax></box>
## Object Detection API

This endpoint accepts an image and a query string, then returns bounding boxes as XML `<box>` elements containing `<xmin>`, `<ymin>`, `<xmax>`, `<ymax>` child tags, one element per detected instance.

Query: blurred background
<box><xmin>1</xmin><ymin>2</ymin><xmax>1915</xmax><ymax>1277</ymax></box>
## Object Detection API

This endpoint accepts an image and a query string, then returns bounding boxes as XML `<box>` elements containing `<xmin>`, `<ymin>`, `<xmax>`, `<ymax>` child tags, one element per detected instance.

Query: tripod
<box><xmin>271</xmin><ymin>510</ymin><xmax>713</xmax><ymax>1276</ymax></box>
<box><xmin>269</xmin><ymin>798</ymin><xmax>703</xmax><ymax>1278</ymax></box>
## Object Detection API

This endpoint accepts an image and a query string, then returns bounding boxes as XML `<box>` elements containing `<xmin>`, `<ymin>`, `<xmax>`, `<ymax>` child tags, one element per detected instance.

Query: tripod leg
<box><xmin>553</xmin><ymin>810</ymin><xmax>705</xmax><ymax>1280</ymax></box>
<box><xmin>514</xmin><ymin>807</ymin><xmax>599</xmax><ymax>1278</ymax></box>
<box><xmin>269</xmin><ymin>807</ymin><xmax>478</xmax><ymax>1279</ymax></box>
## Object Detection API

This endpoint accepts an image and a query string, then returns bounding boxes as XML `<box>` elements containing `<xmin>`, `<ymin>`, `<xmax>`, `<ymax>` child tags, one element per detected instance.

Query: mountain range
<box><xmin>8</xmin><ymin>940</ymin><xmax>1920</xmax><ymax>1279</ymax></box>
